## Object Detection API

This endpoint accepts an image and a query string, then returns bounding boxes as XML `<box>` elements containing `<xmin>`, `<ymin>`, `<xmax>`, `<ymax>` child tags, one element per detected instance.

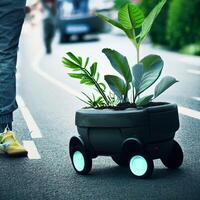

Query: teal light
<box><xmin>73</xmin><ymin>151</ymin><xmax>85</xmax><ymax>172</ymax></box>
<box><xmin>129</xmin><ymin>155</ymin><xmax>148</xmax><ymax>176</ymax></box>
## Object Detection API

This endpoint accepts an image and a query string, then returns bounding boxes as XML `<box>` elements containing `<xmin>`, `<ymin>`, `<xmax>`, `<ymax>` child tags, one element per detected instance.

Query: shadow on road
<box><xmin>81</xmin><ymin>165</ymin><xmax>186</xmax><ymax>181</ymax></box>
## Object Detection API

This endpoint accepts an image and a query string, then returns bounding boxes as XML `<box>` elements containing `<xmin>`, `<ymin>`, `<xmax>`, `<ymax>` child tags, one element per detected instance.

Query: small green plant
<box><xmin>63</xmin><ymin>0</ymin><xmax>178</xmax><ymax>108</ymax></box>
<box><xmin>62</xmin><ymin>52</ymin><xmax>111</xmax><ymax>107</ymax></box>
<box><xmin>97</xmin><ymin>0</ymin><xmax>167</xmax><ymax>63</ymax></box>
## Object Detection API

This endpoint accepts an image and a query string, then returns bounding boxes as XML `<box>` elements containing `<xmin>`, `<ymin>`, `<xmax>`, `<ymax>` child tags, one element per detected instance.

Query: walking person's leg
<box><xmin>0</xmin><ymin>0</ymin><xmax>27</xmax><ymax>156</ymax></box>
<box><xmin>47</xmin><ymin>20</ymin><xmax>55</xmax><ymax>54</ymax></box>
<box><xmin>43</xmin><ymin>17</ymin><xmax>55</xmax><ymax>54</ymax></box>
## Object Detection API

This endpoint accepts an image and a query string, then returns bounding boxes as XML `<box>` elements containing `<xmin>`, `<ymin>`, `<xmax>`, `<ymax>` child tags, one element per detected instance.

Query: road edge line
<box><xmin>23</xmin><ymin>140</ymin><xmax>41</xmax><ymax>160</ymax></box>
<box><xmin>17</xmin><ymin>95</ymin><xmax>42</xmax><ymax>139</ymax></box>
<box><xmin>179</xmin><ymin>106</ymin><xmax>200</xmax><ymax>120</ymax></box>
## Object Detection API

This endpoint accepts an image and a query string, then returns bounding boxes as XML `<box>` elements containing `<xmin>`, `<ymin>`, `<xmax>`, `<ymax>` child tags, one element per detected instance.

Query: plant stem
<box><xmin>82</xmin><ymin>68</ymin><xmax>110</xmax><ymax>106</ymax></box>
<box><xmin>123</xmin><ymin>84</ymin><xmax>129</xmax><ymax>102</ymax></box>
<box><xmin>134</xmin><ymin>44</ymin><xmax>141</xmax><ymax>103</ymax></box>
<box><xmin>136</xmin><ymin>45</ymin><xmax>140</xmax><ymax>64</ymax></box>
<box><xmin>130</xmin><ymin>39</ymin><xmax>140</xmax><ymax>103</ymax></box>
<box><xmin>130</xmin><ymin>39</ymin><xmax>140</xmax><ymax>64</ymax></box>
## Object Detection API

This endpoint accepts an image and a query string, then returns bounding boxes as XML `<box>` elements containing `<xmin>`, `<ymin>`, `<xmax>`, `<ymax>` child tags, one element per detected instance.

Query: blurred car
<box><xmin>57</xmin><ymin>0</ymin><xmax>113</xmax><ymax>43</ymax></box>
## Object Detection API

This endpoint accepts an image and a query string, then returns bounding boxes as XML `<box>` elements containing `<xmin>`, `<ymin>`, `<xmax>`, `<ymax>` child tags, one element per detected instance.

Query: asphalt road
<box><xmin>0</xmin><ymin>23</ymin><xmax>200</xmax><ymax>200</ymax></box>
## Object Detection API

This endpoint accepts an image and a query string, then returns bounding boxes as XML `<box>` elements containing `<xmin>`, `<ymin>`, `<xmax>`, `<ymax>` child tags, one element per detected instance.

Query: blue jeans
<box><xmin>0</xmin><ymin>0</ymin><xmax>26</xmax><ymax>125</ymax></box>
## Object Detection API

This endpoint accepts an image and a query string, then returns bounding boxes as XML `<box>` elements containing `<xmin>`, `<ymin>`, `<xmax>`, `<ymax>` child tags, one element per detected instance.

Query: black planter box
<box><xmin>69</xmin><ymin>102</ymin><xmax>183</xmax><ymax>178</ymax></box>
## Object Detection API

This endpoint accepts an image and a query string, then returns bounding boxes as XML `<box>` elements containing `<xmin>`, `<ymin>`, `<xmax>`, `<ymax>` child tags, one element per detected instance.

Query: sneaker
<box><xmin>0</xmin><ymin>128</ymin><xmax>28</xmax><ymax>157</ymax></box>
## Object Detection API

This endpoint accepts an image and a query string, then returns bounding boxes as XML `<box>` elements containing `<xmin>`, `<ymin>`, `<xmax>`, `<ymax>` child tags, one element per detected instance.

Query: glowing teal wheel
<box><xmin>70</xmin><ymin>145</ymin><xmax>92</xmax><ymax>175</ymax></box>
<box><xmin>73</xmin><ymin>151</ymin><xmax>85</xmax><ymax>172</ymax></box>
<box><xmin>129</xmin><ymin>153</ymin><xmax>154</xmax><ymax>178</ymax></box>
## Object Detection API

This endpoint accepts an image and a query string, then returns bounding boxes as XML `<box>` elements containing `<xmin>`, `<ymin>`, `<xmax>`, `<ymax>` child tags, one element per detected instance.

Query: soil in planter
<box><xmin>83</xmin><ymin>102</ymin><xmax>169</xmax><ymax>111</ymax></box>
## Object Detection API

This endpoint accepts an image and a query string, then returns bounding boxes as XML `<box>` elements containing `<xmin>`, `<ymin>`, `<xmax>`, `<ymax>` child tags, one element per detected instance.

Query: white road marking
<box><xmin>16</xmin><ymin>73</ymin><xmax>21</xmax><ymax>80</ymax></box>
<box><xmin>187</xmin><ymin>69</ymin><xmax>200</xmax><ymax>75</ymax></box>
<box><xmin>179</xmin><ymin>106</ymin><xmax>200</xmax><ymax>120</ymax></box>
<box><xmin>16</xmin><ymin>95</ymin><xmax>42</xmax><ymax>139</ymax></box>
<box><xmin>192</xmin><ymin>97</ymin><xmax>200</xmax><ymax>101</ymax></box>
<box><xmin>179</xmin><ymin>57</ymin><xmax>200</xmax><ymax>67</ymax></box>
<box><xmin>34</xmin><ymin>66</ymin><xmax>81</xmax><ymax>97</ymax></box>
<box><xmin>23</xmin><ymin>140</ymin><xmax>41</xmax><ymax>160</ymax></box>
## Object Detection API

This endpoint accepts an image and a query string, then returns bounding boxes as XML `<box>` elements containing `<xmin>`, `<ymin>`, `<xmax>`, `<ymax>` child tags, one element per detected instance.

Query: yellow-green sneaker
<box><xmin>0</xmin><ymin>129</ymin><xmax>28</xmax><ymax>157</ymax></box>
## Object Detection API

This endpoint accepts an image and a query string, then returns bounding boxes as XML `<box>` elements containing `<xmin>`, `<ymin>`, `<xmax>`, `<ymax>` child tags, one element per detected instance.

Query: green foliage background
<box><xmin>114</xmin><ymin>0</ymin><xmax>131</xmax><ymax>10</ymax></box>
<box><xmin>139</xmin><ymin>0</ymin><xmax>171</xmax><ymax>45</ymax></box>
<box><xmin>166</xmin><ymin>0</ymin><xmax>200</xmax><ymax>50</ymax></box>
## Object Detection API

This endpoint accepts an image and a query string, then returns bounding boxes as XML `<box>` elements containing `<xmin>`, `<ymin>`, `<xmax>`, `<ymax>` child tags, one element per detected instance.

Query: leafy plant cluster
<box><xmin>63</xmin><ymin>0</ymin><xmax>178</xmax><ymax>108</ymax></box>
<box><xmin>62</xmin><ymin>52</ymin><xmax>118</xmax><ymax>108</ymax></box>
<box><xmin>167</xmin><ymin>0</ymin><xmax>200</xmax><ymax>50</ymax></box>
<box><xmin>139</xmin><ymin>0</ymin><xmax>200</xmax><ymax>54</ymax></box>
<box><xmin>114</xmin><ymin>0</ymin><xmax>131</xmax><ymax>10</ymax></box>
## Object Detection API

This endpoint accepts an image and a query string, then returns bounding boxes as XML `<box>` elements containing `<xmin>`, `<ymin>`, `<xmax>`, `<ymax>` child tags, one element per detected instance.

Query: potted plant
<box><xmin>63</xmin><ymin>0</ymin><xmax>183</xmax><ymax>178</ymax></box>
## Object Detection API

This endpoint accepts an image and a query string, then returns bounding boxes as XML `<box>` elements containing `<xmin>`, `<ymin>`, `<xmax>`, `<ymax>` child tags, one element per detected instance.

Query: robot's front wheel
<box><xmin>129</xmin><ymin>153</ymin><xmax>154</xmax><ymax>178</ymax></box>
<box><xmin>70</xmin><ymin>144</ymin><xmax>92</xmax><ymax>175</ymax></box>
<box><xmin>161</xmin><ymin>140</ymin><xmax>183</xmax><ymax>169</ymax></box>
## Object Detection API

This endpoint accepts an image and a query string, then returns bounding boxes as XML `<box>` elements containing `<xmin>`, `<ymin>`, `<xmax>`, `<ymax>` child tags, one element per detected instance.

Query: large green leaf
<box><xmin>154</xmin><ymin>76</ymin><xmax>178</xmax><ymax>98</ymax></box>
<box><xmin>124</xmin><ymin>29</ymin><xmax>134</xmax><ymax>40</ymax></box>
<box><xmin>118</xmin><ymin>3</ymin><xmax>144</xmax><ymax>29</ymax></box>
<box><xmin>102</xmin><ymin>48</ymin><xmax>132</xmax><ymax>83</ymax></box>
<box><xmin>136</xmin><ymin>55</ymin><xmax>164</xmax><ymax>96</ymax></box>
<box><xmin>139</xmin><ymin>0</ymin><xmax>167</xmax><ymax>43</ymax></box>
<box><xmin>105</xmin><ymin>75</ymin><xmax>126</xmax><ymax>100</ymax></box>
<box><xmin>132</xmin><ymin>63</ymin><xmax>143</xmax><ymax>94</ymax></box>
<box><xmin>136</xmin><ymin>94</ymin><xmax>153</xmax><ymax>107</ymax></box>
<box><xmin>96</xmin><ymin>13</ymin><xmax>124</xmax><ymax>30</ymax></box>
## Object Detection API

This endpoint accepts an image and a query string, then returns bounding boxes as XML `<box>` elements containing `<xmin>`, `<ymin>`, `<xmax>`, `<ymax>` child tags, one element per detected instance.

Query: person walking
<box><xmin>0</xmin><ymin>0</ymin><xmax>28</xmax><ymax>156</ymax></box>
<box><xmin>41</xmin><ymin>0</ymin><xmax>56</xmax><ymax>54</ymax></box>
